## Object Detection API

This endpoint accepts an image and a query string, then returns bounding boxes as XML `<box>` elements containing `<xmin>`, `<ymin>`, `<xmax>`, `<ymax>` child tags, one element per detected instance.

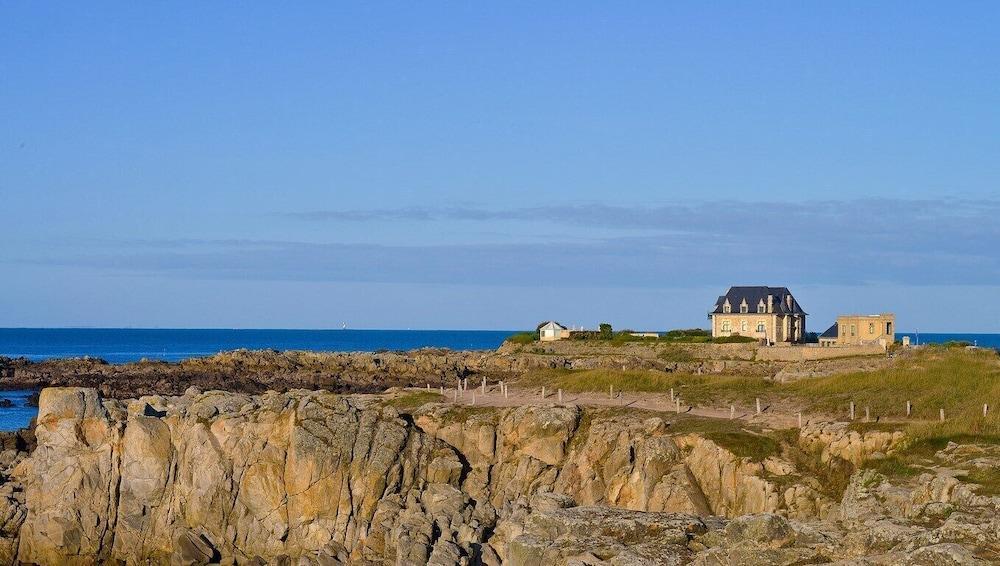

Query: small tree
<box><xmin>599</xmin><ymin>323</ymin><xmax>613</xmax><ymax>340</ymax></box>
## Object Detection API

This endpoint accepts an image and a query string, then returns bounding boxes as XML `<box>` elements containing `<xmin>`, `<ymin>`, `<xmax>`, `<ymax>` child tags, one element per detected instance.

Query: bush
<box><xmin>712</xmin><ymin>335</ymin><xmax>758</xmax><ymax>344</ymax></box>
<box><xmin>505</xmin><ymin>332</ymin><xmax>536</xmax><ymax>345</ymax></box>
<box><xmin>599</xmin><ymin>323</ymin><xmax>613</xmax><ymax>340</ymax></box>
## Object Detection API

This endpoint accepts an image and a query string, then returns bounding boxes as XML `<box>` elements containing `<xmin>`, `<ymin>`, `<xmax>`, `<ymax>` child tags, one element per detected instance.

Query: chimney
<box><xmin>767</xmin><ymin>295</ymin><xmax>773</xmax><ymax>313</ymax></box>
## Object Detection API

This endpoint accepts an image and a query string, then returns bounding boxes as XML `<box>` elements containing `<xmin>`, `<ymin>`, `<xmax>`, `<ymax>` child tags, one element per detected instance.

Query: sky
<box><xmin>1</xmin><ymin>2</ymin><xmax>999</xmax><ymax>331</ymax></box>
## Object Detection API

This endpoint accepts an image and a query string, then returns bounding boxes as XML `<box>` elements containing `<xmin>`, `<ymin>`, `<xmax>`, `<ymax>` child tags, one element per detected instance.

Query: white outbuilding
<box><xmin>538</xmin><ymin>321</ymin><xmax>570</xmax><ymax>342</ymax></box>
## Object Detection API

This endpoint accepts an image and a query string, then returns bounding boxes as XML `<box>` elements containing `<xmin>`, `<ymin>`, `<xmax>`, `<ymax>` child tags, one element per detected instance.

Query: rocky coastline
<box><xmin>0</xmin><ymin>342</ymin><xmax>888</xmax><ymax>401</ymax></box>
<box><xmin>0</xmin><ymin>386</ymin><xmax>993</xmax><ymax>564</ymax></box>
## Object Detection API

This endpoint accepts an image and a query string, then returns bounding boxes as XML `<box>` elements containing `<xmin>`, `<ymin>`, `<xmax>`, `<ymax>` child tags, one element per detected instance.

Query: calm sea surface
<box><xmin>896</xmin><ymin>333</ymin><xmax>1000</xmax><ymax>349</ymax></box>
<box><xmin>0</xmin><ymin>328</ymin><xmax>518</xmax><ymax>363</ymax></box>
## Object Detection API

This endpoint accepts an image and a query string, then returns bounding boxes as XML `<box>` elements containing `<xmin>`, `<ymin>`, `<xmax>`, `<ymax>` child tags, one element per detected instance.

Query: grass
<box><xmin>381</xmin><ymin>391</ymin><xmax>443</xmax><ymax>412</ymax></box>
<box><xmin>784</xmin><ymin>347</ymin><xmax>999</xmax><ymax>439</ymax></box>
<box><xmin>519</xmin><ymin>367</ymin><xmax>776</xmax><ymax>406</ymax></box>
<box><xmin>518</xmin><ymin>348</ymin><xmax>1000</xmax><ymax>441</ymax></box>
<box><xmin>963</xmin><ymin>467</ymin><xmax>1000</xmax><ymax>496</ymax></box>
<box><xmin>657</xmin><ymin>347</ymin><xmax>696</xmax><ymax>363</ymax></box>
<box><xmin>860</xmin><ymin>456</ymin><xmax>921</xmax><ymax>478</ymax></box>
<box><xmin>505</xmin><ymin>332</ymin><xmax>537</xmax><ymax>345</ymax></box>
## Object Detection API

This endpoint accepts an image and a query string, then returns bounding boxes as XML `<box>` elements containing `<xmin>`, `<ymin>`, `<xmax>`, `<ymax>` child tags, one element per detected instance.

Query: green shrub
<box><xmin>599</xmin><ymin>323</ymin><xmax>613</xmax><ymax>340</ymax></box>
<box><xmin>505</xmin><ymin>332</ymin><xmax>537</xmax><ymax>345</ymax></box>
<box><xmin>712</xmin><ymin>335</ymin><xmax>758</xmax><ymax>344</ymax></box>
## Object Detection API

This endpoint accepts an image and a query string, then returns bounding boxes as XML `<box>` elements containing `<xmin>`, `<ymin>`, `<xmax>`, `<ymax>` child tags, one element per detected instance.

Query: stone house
<box><xmin>709</xmin><ymin>286</ymin><xmax>807</xmax><ymax>344</ymax></box>
<box><xmin>538</xmin><ymin>321</ymin><xmax>570</xmax><ymax>342</ymax></box>
<box><xmin>819</xmin><ymin>314</ymin><xmax>895</xmax><ymax>348</ymax></box>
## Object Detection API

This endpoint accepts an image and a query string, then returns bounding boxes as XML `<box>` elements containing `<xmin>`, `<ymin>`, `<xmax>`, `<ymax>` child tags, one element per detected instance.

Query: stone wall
<box><xmin>757</xmin><ymin>344</ymin><xmax>885</xmax><ymax>361</ymax></box>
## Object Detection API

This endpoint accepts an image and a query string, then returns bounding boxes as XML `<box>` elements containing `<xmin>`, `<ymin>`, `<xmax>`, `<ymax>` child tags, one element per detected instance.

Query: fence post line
<box><xmin>906</xmin><ymin>401</ymin><xmax>911</xmax><ymax>417</ymax></box>
<box><xmin>850</xmin><ymin>402</ymin><xmax>855</xmax><ymax>420</ymax></box>
<box><xmin>675</xmin><ymin>398</ymin><xmax>681</xmax><ymax>414</ymax></box>
<box><xmin>558</xmin><ymin>389</ymin><xmax>563</xmax><ymax>403</ymax></box>
<box><xmin>504</xmin><ymin>386</ymin><xmax>509</xmax><ymax>400</ymax></box>
<box><xmin>541</xmin><ymin>386</ymin><xmax>545</xmax><ymax>399</ymax></box>
<box><xmin>940</xmin><ymin>408</ymin><xmax>945</xmax><ymax>422</ymax></box>
<box><xmin>865</xmin><ymin>406</ymin><xmax>870</xmax><ymax>423</ymax></box>
<box><xmin>798</xmin><ymin>412</ymin><xmax>803</xmax><ymax>428</ymax></box>
<box><xmin>756</xmin><ymin>398</ymin><xmax>761</xmax><ymax>415</ymax></box>
<box><xmin>453</xmin><ymin>389</ymin><xmax>458</xmax><ymax>402</ymax></box>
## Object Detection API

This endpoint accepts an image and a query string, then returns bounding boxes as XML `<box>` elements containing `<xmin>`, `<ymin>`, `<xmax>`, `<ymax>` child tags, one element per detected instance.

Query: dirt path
<box><xmin>422</xmin><ymin>383</ymin><xmax>810</xmax><ymax>429</ymax></box>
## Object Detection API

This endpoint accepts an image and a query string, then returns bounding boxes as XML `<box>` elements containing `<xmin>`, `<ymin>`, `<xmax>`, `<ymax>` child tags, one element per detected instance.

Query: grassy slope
<box><xmin>518</xmin><ymin>347</ymin><xmax>999</xmax><ymax>440</ymax></box>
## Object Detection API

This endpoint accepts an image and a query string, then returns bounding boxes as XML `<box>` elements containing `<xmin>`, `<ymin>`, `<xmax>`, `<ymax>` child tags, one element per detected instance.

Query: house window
<box><xmin>869</xmin><ymin>323</ymin><xmax>875</xmax><ymax>334</ymax></box>
<box><xmin>723</xmin><ymin>303</ymin><xmax>731</xmax><ymax>314</ymax></box>
<box><xmin>740</xmin><ymin>304</ymin><xmax>748</xmax><ymax>314</ymax></box>
<box><xmin>758</xmin><ymin>303</ymin><xmax>765</xmax><ymax>313</ymax></box>
<box><xmin>850</xmin><ymin>324</ymin><xmax>856</xmax><ymax>337</ymax></box>
<box><xmin>741</xmin><ymin>320</ymin><xmax>748</xmax><ymax>333</ymax></box>
<box><xmin>722</xmin><ymin>320</ymin><xmax>731</xmax><ymax>332</ymax></box>
<box><xmin>756</xmin><ymin>321</ymin><xmax>766</xmax><ymax>333</ymax></box>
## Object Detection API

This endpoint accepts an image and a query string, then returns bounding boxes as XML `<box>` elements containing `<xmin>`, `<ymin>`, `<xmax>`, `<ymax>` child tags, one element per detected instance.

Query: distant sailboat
<box><xmin>342</xmin><ymin>323</ymin><xmax>347</xmax><ymax>330</ymax></box>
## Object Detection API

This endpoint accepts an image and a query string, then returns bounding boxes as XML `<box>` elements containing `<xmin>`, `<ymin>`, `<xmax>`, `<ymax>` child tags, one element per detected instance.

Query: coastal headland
<box><xmin>0</xmin><ymin>341</ymin><xmax>995</xmax><ymax>564</ymax></box>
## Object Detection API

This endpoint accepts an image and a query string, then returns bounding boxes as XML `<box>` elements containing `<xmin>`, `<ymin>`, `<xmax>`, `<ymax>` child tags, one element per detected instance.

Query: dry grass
<box><xmin>518</xmin><ymin>348</ymin><xmax>999</xmax><ymax>441</ymax></box>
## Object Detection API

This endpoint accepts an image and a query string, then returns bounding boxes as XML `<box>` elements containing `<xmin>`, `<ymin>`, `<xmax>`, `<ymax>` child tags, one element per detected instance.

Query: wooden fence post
<box><xmin>440</xmin><ymin>386</ymin><xmax>444</xmax><ymax>395</ymax></box>
<box><xmin>670</xmin><ymin>388</ymin><xmax>674</xmax><ymax>402</ymax></box>
<box><xmin>541</xmin><ymin>386</ymin><xmax>545</xmax><ymax>399</ymax></box>
<box><xmin>798</xmin><ymin>412</ymin><xmax>803</xmax><ymax>428</ymax></box>
<box><xmin>472</xmin><ymin>392</ymin><xmax>476</xmax><ymax>405</ymax></box>
<box><xmin>985</xmin><ymin>403</ymin><xmax>990</xmax><ymax>417</ymax></box>
<box><xmin>864</xmin><ymin>406</ymin><xmax>870</xmax><ymax>423</ymax></box>
<box><xmin>675</xmin><ymin>398</ymin><xmax>681</xmax><ymax>414</ymax></box>
<box><xmin>482</xmin><ymin>377</ymin><xmax>486</xmax><ymax>395</ymax></box>
<box><xmin>756</xmin><ymin>398</ymin><xmax>761</xmax><ymax>415</ymax></box>
<box><xmin>906</xmin><ymin>401</ymin><xmax>911</xmax><ymax>417</ymax></box>
<box><xmin>610</xmin><ymin>384</ymin><xmax>614</xmax><ymax>399</ymax></box>
<box><xmin>940</xmin><ymin>408</ymin><xmax>945</xmax><ymax>422</ymax></box>
<box><xmin>850</xmin><ymin>402</ymin><xmax>855</xmax><ymax>420</ymax></box>
<box><xmin>558</xmin><ymin>389</ymin><xmax>563</xmax><ymax>403</ymax></box>
<box><xmin>730</xmin><ymin>405</ymin><xmax>735</xmax><ymax>419</ymax></box>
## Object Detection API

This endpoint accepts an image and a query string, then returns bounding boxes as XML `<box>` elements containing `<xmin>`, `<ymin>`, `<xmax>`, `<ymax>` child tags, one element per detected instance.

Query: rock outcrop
<box><xmin>0</xmin><ymin>387</ymin><xmax>995</xmax><ymax>565</ymax></box>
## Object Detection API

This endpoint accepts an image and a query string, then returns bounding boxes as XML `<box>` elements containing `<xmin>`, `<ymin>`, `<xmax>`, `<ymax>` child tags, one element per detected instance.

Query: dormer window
<box><xmin>786</xmin><ymin>295</ymin><xmax>793</xmax><ymax>309</ymax></box>
<box><xmin>757</xmin><ymin>301</ymin><xmax>766</xmax><ymax>313</ymax></box>
<box><xmin>740</xmin><ymin>303</ymin><xmax>748</xmax><ymax>314</ymax></box>
<box><xmin>723</xmin><ymin>300</ymin><xmax>731</xmax><ymax>314</ymax></box>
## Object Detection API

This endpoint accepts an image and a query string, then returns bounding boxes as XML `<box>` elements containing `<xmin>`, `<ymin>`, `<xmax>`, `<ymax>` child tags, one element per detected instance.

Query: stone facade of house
<box><xmin>709</xmin><ymin>286</ymin><xmax>807</xmax><ymax>345</ymax></box>
<box><xmin>819</xmin><ymin>314</ymin><xmax>895</xmax><ymax>348</ymax></box>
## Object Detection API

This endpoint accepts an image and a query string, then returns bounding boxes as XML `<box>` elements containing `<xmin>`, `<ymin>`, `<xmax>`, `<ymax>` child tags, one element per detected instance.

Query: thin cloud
<box><xmin>7</xmin><ymin>198</ymin><xmax>998</xmax><ymax>288</ymax></box>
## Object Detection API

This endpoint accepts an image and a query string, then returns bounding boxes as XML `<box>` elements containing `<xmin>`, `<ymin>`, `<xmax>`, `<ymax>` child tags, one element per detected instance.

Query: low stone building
<box><xmin>538</xmin><ymin>321</ymin><xmax>571</xmax><ymax>342</ymax></box>
<box><xmin>709</xmin><ymin>286</ymin><xmax>807</xmax><ymax>345</ymax></box>
<box><xmin>819</xmin><ymin>313</ymin><xmax>895</xmax><ymax>348</ymax></box>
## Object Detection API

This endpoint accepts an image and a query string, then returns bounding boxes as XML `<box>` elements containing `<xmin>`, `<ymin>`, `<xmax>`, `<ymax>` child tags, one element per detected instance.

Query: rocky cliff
<box><xmin>0</xmin><ymin>388</ymin><xmax>995</xmax><ymax>565</ymax></box>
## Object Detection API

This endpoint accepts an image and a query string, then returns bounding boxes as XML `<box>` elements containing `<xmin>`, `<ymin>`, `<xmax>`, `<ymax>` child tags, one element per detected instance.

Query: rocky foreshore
<box><xmin>0</xmin><ymin>342</ymin><xmax>884</xmax><ymax>401</ymax></box>
<box><xmin>0</xmin><ymin>387</ymin><xmax>994</xmax><ymax>564</ymax></box>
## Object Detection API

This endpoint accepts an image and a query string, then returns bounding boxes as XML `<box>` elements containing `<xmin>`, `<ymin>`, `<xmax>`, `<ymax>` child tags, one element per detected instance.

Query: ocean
<box><xmin>896</xmin><ymin>333</ymin><xmax>1000</xmax><ymax>349</ymax></box>
<box><xmin>0</xmin><ymin>328</ymin><xmax>518</xmax><ymax>364</ymax></box>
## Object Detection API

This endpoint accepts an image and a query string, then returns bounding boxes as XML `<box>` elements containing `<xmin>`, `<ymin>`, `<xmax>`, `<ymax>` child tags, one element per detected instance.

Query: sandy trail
<box><xmin>419</xmin><ymin>383</ymin><xmax>811</xmax><ymax>429</ymax></box>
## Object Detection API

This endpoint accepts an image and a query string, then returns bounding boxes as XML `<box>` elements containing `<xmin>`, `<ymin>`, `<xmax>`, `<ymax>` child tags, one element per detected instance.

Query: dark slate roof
<box><xmin>710</xmin><ymin>286</ymin><xmax>807</xmax><ymax>315</ymax></box>
<box><xmin>820</xmin><ymin>323</ymin><xmax>838</xmax><ymax>338</ymax></box>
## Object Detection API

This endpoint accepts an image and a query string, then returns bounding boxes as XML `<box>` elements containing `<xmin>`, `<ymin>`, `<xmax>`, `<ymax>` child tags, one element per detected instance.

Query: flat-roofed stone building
<box><xmin>819</xmin><ymin>313</ymin><xmax>895</xmax><ymax>348</ymax></box>
<box><xmin>709</xmin><ymin>286</ymin><xmax>807</xmax><ymax>345</ymax></box>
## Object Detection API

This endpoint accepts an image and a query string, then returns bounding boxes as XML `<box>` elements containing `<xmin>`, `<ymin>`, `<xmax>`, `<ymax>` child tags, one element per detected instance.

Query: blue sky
<box><xmin>1</xmin><ymin>3</ymin><xmax>999</xmax><ymax>331</ymax></box>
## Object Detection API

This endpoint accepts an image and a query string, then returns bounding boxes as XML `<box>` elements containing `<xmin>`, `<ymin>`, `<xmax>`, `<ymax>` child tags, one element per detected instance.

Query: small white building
<box><xmin>538</xmin><ymin>321</ymin><xmax>570</xmax><ymax>342</ymax></box>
